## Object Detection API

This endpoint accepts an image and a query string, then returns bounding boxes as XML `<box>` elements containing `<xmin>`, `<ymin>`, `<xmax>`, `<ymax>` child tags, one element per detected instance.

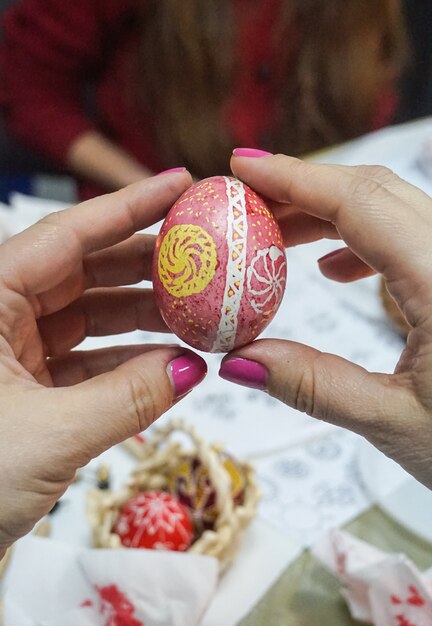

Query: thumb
<box><xmin>53</xmin><ymin>347</ymin><xmax>206</xmax><ymax>463</ymax></box>
<box><xmin>218</xmin><ymin>339</ymin><xmax>409</xmax><ymax>439</ymax></box>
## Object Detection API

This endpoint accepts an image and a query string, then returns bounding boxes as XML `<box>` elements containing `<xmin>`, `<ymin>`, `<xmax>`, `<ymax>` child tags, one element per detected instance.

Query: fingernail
<box><xmin>168</xmin><ymin>352</ymin><xmax>207</xmax><ymax>398</ymax></box>
<box><xmin>219</xmin><ymin>357</ymin><xmax>268</xmax><ymax>391</ymax></box>
<box><xmin>232</xmin><ymin>148</ymin><xmax>273</xmax><ymax>158</ymax></box>
<box><xmin>156</xmin><ymin>167</ymin><xmax>187</xmax><ymax>176</ymax></box>
<box><xmin>317</xmin><ymin>248</ymin><xmax>346</xmax><ymax>263</ymax></box>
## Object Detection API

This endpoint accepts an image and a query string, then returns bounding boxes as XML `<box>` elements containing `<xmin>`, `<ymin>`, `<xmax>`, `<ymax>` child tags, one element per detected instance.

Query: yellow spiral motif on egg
<box><xmin>158</xmin><ymin>224</ymin><xmax>217</xmax><ymax>297</ymax></box>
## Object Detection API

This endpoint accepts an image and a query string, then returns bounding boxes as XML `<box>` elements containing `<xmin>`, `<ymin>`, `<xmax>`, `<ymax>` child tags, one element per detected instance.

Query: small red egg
<box><xmin>113</xmin><ymin>491</ymin><xmax>193</xmax><ymax>551</ymax></box>
<box><xmin>153</xmin><ymin>176</ymin><xmax>287</xmax><ymax>352</ymax></box>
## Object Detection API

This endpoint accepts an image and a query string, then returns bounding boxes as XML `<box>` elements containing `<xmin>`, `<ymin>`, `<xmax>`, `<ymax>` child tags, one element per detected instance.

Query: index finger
<box><xmin>231</xmin><ymin>154</ymin><xmax>432</xmax><ymax>299</ymax></box>
<box><xmin>0</xmin><ymin>171</ymin><xmax>192</xmax><ymax>296</ymax></box>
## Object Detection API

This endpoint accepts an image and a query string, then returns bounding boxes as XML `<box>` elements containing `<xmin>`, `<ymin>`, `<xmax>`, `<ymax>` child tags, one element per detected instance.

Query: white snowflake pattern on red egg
<box><xmin>247</xmin><ymin>246</ymin><xmax>287</xmax><ymax>316</ymax></box>
<box><xmin>153</xmin><ymin>176</ymin><xmax>287</xmax><ymax>352</ymax></box>
<box><xmin>113</xmin><ymin>491</ymin><xmax>193</xmax><ymax>551</ymax></box>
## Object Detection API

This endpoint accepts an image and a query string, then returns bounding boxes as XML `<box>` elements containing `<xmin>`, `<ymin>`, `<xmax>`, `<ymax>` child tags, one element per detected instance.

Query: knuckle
<box><xmin>291</xmin><ymin>363</ymin><xmax>319</xmax><ymax>417</ymax></box>
<box><xmin>121</xmin><ymin>194</ymin><xmax>139</xmax><ymax>234</ymax></box>
<box><xmin>349</xmin><ymin>165</ymin><xmax>399</xmax><ymax>205</ymax></box>
<box><xmin>287</xmin><ymin>157</ymin><xmax>314</xmax><ymax>178</ymax></box>
<box><xmin>36</xmin><ymin>213</ymin><xmax>64</xmax><ymax>240</ymax></box>
<box><xmin>354</xmin><ymin>164</ymin><xmax>395</xmax><ymax>184</ymax></box>
<box><xmin>348</xmin><ymin>174</ymin><xmax>387</xmax><ymax>205</ymax></box>
<box><xmin>38</xmin><ymin>212</ymin><xmax>80</xmax><ymax>255</ymax></box>
<box><xmin>286</xmin><ymin>354</ymin><xmax>330</xmax><ymax>420</ymax></box>
<box><xmin>39</xmin><ymin>211</ymin><xmax>63</xmax><ymax>226</ymax></box>
<box><xmin>125</xmin><ymin>372</ymin><xmax>163</xmax><ymax>432</ymax></box>
<box><xmin>82</xmin><ymin>257</ymin><xmax>97</xmax><ymax>288</ymax></box>
<box><xmin>272</xmin><ymin>156</ymin><xmax>314</xmax><ymax>203</ymax></box>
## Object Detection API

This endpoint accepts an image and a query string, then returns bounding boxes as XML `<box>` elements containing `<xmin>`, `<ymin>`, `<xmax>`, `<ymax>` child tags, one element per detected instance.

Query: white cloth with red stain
<box><xmin>2</xmin><ymin>535</ymin><xmax>219</xmax><ymax>626</ymax></box>
<box><xmin>312</xmin><ymin>529</ymin><xmax>432</xmax><ymax>625</ymax></box>
<box><xmin>3</xmin><ymin>520</ymin><xmax>301</xmax><ymax>626</ymax></box>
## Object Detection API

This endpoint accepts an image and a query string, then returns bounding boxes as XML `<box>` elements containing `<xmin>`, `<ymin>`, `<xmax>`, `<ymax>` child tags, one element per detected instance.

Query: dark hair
<box><xmin>137</xmin><ymin>0</ymin><xmax>407</xmax><ymax>177</ymax></box>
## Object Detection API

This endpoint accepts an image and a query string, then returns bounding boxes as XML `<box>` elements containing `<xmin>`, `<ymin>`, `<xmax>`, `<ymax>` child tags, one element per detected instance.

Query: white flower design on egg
<box><xmin>247</xmin><ymin>246</ymin><xmax>287</xmax><ymax>316</ymax></box>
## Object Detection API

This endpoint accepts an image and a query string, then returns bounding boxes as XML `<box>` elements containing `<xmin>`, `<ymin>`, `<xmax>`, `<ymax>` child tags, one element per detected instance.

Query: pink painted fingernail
<box><xmin>232</xmin><ymin>148</ymin><xmax>273</xmax><ymax>158</ymax></box>
<box><xmin>156</xmin><ymin>167</ymin><xmax>187</xmax><ymax>176</ymax></box>
<box><xmin>168</xmin><ymin>352</ymin><xmax>207</xmax><ymax>398</ymax></box>
<box><xmin>219</xmin><ymin>357</ymin><xmax>268</xmax><ymax>391</ymax></box>
<box><xmin>318</xmin><ymin>248</ymin><xmax>347</xmax><ymax>263</ymax></box>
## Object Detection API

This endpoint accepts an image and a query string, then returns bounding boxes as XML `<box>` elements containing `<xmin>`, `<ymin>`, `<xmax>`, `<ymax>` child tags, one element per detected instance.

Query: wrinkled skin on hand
<box><xmin>221</xmin><ymin>154</ymin><xmax>432</xmax><ymax>489</ymax></box>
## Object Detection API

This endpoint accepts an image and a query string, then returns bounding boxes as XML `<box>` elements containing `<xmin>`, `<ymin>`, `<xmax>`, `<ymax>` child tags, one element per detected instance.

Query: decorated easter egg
<box><xmin>113</xmin><ymin>491</ymin><xmax>193</xmax><ymax>551</ymax></box>
<box><xmin>153</xmin><ymin>176</ymin><xmax>287</xmax><ymax>352</ymax></box>
<box><xmin>169</xmin><ymin>455</ymin><xmax>246</xmax><ymax>532</ymax></box>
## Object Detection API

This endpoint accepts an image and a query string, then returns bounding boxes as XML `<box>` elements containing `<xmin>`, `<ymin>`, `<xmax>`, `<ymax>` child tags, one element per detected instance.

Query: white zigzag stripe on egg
<box><xmin>211</xmin><ymin>177</ymin><xmax>248</xmax><ymax>352</ymax></box>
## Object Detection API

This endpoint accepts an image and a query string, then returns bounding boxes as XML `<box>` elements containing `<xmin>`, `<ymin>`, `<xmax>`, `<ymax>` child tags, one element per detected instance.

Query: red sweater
<box><xmin>0</xmin><ymin>0</ymin><xmax>395</xmax><ymax>184</ymax></box>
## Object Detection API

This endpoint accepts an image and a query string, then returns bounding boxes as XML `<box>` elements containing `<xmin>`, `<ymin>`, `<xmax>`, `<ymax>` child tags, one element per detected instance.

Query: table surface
<box><xmin>240</xmin><ymin>507</ymin><xmax>432</xmax><ymax>625</ymax></box>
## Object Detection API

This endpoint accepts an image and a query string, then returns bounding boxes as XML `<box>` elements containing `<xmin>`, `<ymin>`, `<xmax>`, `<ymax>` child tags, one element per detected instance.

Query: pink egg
<box><xmin>152</xmin><ymin>176</ymin><xmax>287</xmax><ymax>352</ymax></box>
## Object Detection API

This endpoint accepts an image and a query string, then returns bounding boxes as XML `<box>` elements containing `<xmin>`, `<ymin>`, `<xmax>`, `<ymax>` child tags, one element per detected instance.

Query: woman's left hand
<box><xmin>220</xmin><ymin>152</ymin><xmax>432</xmax><ymax>489</ymax></box>
<box><xmin>0</xmin><ymin>171</ymin><xmax>207</xmax><ymax>557</ymax></box>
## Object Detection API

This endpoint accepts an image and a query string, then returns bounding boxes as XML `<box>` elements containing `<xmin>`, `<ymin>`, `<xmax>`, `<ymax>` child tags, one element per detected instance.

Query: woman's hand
<box><xmin>67</xmin><ymin>130</ymin><xmax>153</xmax><ymax>191</ymax></box>
<box><xmin>220</xmin><ymin>152</ymin><xmax>432</xmax><ymax>488</ymax></box>
<box><xmin>0</xmin><ymin>171</ymin><xmax>207</xmax><ymax>557</ymax></box>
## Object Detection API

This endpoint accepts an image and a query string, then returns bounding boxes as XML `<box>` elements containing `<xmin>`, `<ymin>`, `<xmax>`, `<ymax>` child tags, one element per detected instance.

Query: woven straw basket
<box><xmin>87</xmin><ymin>419</ymin><xmax>260</xmax><ymax>570</ymax></box>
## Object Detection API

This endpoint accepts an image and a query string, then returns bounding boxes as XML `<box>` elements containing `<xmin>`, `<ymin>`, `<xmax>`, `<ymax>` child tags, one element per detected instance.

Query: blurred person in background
<box><xmin>0</xmin><ymin>0</ymin><xmax>406</xmax><ymax>198</ymax></box>
<box><xmin>395</xmin><ymin>0</ymin><xmax>432</xmax><ymax>124</ymax></box>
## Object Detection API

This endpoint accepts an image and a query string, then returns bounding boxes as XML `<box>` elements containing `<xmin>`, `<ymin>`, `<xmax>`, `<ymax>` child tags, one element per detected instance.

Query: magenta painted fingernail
<box><xmin>317</xmin><ymin>248</ymin><xmax>347</xmax><ymax>263</ymax></box>
<box><xmin>156</xmin><ymin>167</ymin><xmax>187</xmax><ymax>176</ymax></box>
<box><xmin>219</xmin><ymin>357</ymin><xmax>268</xmax><ymax>390</ymax></box>
<box><xmin>168</xmin><ymin>352</ymin><xmax>207</xmax><ymax>398</ymax></box>
<box><xmin>232</xmin><ymin>148</ymin><xmax>273</xmax><ymax>158</ymax></box>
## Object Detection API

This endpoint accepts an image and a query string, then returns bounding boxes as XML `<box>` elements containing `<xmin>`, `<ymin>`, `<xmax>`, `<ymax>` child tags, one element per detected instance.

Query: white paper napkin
<box><xmin>3</xmin><ymin>522</ymin><xmax>301</xmax><ymax>626</ymax></box>
<box><xmin>3</xmin><ymin>536</ymin><xmax>219</xmax><ymax>626</ymax></box>
<box><xmin>313</xmin><ymin>529</ymin><xmax>432</xmax><ymax>625</ymax></box>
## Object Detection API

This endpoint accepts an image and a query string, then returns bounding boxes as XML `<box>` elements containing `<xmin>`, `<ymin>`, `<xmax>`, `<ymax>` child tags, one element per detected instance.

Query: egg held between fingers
<box><xmin>153</xmin><ymin>176</ymin><xmax>287</xmax><ymax>352</ymax></box>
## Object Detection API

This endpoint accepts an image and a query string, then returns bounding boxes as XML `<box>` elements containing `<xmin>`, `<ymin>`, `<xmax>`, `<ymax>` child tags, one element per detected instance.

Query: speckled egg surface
<box><xmin>153</xmin><ymin>176</ymin><xmax>287</xmax><ymax>352</ymax></box>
